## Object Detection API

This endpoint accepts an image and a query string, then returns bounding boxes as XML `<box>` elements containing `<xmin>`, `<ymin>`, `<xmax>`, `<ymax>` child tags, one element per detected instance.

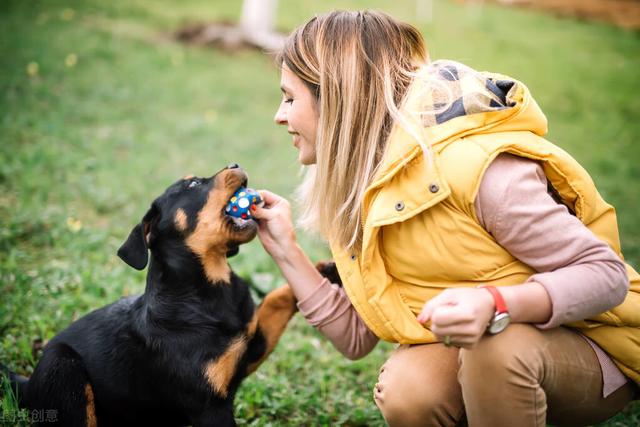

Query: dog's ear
<box><xmin>117</xmin><ymin>205</ymin><xmax>159</xmax><ymax>270</ymax></box>
<box><xmin>315</xmin><ymin>260</ymin><xmax>342</xmax><ymax>286</ymax></box>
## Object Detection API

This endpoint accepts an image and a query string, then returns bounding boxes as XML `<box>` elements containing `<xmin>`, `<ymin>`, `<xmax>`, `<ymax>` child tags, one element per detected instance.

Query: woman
<box><xmin>251</xmin><ymin>10</ymin><xmax>639</xmax><ymax>426</ymax></box>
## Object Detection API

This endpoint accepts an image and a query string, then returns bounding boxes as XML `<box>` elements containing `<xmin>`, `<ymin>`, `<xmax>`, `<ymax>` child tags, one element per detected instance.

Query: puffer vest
<box><xmin>331</xmin><ymin>130</ymin><xmax>640</xmax><ymax>384</ymax></box>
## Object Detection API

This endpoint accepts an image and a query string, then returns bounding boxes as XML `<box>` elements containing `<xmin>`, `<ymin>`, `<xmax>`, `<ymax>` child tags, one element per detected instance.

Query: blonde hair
<box><xmin>277</xmin><ymin>10</ymin><xmax>429</xmax><ymax>251</ymax></box>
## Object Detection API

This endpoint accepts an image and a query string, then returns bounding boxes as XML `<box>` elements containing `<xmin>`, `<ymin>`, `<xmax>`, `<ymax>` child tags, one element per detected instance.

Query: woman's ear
<box><xmin>117</xmin><ymin>204</ymin><xmax>159</xmax><ymax>270</ymax></box>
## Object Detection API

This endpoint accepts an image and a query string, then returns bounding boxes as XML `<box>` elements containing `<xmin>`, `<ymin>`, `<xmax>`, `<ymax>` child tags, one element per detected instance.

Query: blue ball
<box><xmin>225</xmin><ymin>187</ymin><xmax>263</xmax><ymax>219</ymax></box>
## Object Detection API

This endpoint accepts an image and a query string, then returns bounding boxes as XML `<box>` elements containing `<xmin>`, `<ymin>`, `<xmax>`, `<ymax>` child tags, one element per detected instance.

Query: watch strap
<box><xmin>479</xmin><ymin>285</ymin><xmax>508</xmax><ymax>314</ymax></box>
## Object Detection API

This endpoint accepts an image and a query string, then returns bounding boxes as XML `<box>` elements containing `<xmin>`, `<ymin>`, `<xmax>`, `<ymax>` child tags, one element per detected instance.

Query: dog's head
<box><xmin>117</xmin><ymin>164</ymin><xmax>257</xmax><ymax>283</ymax></box>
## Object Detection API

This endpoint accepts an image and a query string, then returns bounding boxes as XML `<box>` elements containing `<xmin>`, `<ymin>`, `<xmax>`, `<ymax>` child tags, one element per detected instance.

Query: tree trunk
<box><xmin>240</xmin><ymin>0</ymin><xmax>284</xmax><ymax>51</ymax></box>
<box><xmin>175</xmin><ymin>0</ymin><xmax>284</xmax><ymax>52</ymax></box>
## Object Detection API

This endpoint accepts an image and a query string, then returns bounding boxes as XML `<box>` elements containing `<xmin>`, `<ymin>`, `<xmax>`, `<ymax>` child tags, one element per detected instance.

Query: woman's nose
<box><xmin>274</xmin><ymin>103</ymin><xmax>287</xmax><ymax>125</ymax></box>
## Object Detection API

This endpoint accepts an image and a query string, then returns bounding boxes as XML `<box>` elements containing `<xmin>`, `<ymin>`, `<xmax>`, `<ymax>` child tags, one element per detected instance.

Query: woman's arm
<box><xmin>297</xmin><ymin>277</ymin><xmax>379</xmax><ymax>359</ymax></box>
<box><xmin>251</xmin><ymin>190</ymin><xmax>325</xmax><ymax>302</ymax></box>
<box><xmin>252</xmin><ymin>190</ymin><xmax>378</xmax><ymax>358</ymax></box>
<box><xmin>477</xmin><ymin>153</ymin><xmax>629</xmax><ymax>328</ymax></box>
<box><xmin>418</xmin><ymin>153</ymin><xmax>628</xmax><ymax>347</ymax></box>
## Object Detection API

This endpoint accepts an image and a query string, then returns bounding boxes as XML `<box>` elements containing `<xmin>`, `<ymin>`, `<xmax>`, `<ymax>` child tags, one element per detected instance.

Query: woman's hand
<box><xmin>416</xmin><ymin>288</ymin><xmax>496</xmax><ymax>349</ymax></box>
<box><xmin>251</xmin><ymin>190</ymin><xmax>297</xmax><ymax>263</ymax></box>
<box><xmin>251</xmin><ymin>189</ymin><xmax>325</xmax><ymax>302</ymax></box>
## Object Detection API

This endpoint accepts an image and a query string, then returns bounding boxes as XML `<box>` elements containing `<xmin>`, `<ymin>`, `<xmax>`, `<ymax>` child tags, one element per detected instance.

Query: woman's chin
<box><xmin>298</xmin><ymin>151</ymin><xmax>317</xmax><ymax>165</ymax></box>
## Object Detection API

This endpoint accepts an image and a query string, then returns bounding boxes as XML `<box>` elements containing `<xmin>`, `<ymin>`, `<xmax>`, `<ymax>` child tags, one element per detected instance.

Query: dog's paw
<box><xmin>264</xmin><ymin>284</ymin><xmax>298</xmax><ymax>312</ymax></box>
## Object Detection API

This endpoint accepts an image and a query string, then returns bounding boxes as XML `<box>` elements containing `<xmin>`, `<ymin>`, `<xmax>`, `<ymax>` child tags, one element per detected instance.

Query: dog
<box><xmin>2</xmin><ymin>164</ymin><xmax>303</xmax><ymax>426</ymax></box>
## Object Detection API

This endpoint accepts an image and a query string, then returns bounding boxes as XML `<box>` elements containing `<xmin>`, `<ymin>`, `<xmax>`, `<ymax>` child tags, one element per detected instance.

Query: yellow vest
<box><xmin>331</xmin><ymin>63</ymin><xmax>640</xmax><ymax>384</ymax></box>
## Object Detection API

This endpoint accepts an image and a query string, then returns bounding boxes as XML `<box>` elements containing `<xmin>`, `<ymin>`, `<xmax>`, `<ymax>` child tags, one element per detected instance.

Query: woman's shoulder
<box><xmin>475</xmin><ymin>153</ymin><xmax>546</xmax><ymax>229</ymax></box>
<box><xmin>481</xmin><ymin>153</ymin><xmax>545</xmax><ymax>198</ymax></box>
<box><xmin>435</xmin><ymin>134</ymin><xmax>542</xmax><ymax>200</ymax></box>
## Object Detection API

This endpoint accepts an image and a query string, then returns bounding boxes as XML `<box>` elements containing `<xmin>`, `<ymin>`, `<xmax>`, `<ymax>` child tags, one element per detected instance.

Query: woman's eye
<box><xmin>284</xmin><ymin>97</ymin><xmax>293</xmax><ymax>104</ymax></box>
<box><xmin>188</xmin><ymin>179</ymin><xmax>200</xmax><ymax>188</ymax></box>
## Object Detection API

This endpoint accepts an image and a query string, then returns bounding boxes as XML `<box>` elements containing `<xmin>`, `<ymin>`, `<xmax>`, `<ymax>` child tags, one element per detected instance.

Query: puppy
<box><xmin>3</xmin><ymin>164</ymin><xmax>298</xmax><ymax>426</ymax></box>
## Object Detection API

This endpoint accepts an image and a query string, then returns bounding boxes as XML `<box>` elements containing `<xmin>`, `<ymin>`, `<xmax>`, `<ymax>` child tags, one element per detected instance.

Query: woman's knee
<box><xmin>374</xmin><ymin>344</ymin><xmax>464</xmax><ymax>427</ymax></box>
<box><xmin>374</xmin><ymin>371</ymin><xmax>450</xmax><ymax>426</ymax></box>
<box><xmin>457</xmin><ymin>325</ymin><xmax>551</xmax><ymax>426</ymax></box>
<box><xmin>458</xmin><ymin>323</ymin><xmax>545</xmax><ymax>386</ymax></box>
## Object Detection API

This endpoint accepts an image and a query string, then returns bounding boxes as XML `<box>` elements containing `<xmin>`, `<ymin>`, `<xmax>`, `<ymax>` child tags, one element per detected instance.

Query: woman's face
<box><xmin>274</xmin><ymin>64</ymin><xmax>319</xmax><ymax>165</ymax></box>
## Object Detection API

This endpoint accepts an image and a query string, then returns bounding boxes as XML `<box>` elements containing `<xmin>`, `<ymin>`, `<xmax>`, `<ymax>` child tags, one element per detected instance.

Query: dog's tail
<box><xmin>0</xmin><ymin>362</ymin><xmax>28</xmax><ymax>408</ymax></box>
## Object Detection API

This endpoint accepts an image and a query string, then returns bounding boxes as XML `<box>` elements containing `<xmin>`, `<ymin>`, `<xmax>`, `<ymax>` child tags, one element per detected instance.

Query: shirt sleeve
<box><xmin>296</xmin><ymin>277</ymin><xmax>379</xmax><ymax>359</ymax></box>
<box><xmin>475</xmin><ymin>153</ymin><xmax>629</xmax><ymax>329</ymax></box>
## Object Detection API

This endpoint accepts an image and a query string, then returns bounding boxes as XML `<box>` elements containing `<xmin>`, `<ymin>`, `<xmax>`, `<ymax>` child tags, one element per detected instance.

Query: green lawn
<box><xmin>1</xmin><ymin>0</ymin><xmax>638</xmax><ymax>425</ymax></box>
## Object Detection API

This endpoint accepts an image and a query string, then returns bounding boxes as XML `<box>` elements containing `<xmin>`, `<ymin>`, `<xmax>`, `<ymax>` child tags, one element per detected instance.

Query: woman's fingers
<box><xmin>430</xmin><ymin>314</ymin><xmax>485</xmax><ymax>337</ymax></box>
<box><xmin>250</xmin><ymin>203</ymin><xmax>271</xmax><ymax>220</ymax></box>
<box><xmin>252</xmin><ymin>189</ymin><xmax>288</xmax><ymax>220</ymax></box>
<box><xmin>434</xmin><ymin>334</ymin><xmax>478</xmax><ymax>349</ymax></box>
<box><xmin>429</xmin><ymin>304</ymin><xmax>474</xmax><ymax>327</ymax></box>
<box><xmin>430</xmin><ymin>315</ymin><xmax>485</xmax><ymax>349</ymax></box>
<box><xmin>416</xmin><ymin>291</ymin><xmax>457</xmax><ymax>323</ymax></box>
<box><xmin>417</xmin><ymin>288</ymin><xmax>496</xmax><ymax>347</ymax></box>
<box><xmin>250</xmin><ymin>189</ymin><xmax>297</xmax><ymax>262</ymax></box>
<box><xmin>257</xmin><ymin>189</ymin><xmax>284</xmax><ymax>207</ymax></box>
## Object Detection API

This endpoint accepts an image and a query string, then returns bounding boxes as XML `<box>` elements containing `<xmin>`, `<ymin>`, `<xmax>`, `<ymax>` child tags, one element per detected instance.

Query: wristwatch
<box><xmin>479</xmin><ymin>286</ymin><xmax>511</xmax><ymax>334</ymax></box>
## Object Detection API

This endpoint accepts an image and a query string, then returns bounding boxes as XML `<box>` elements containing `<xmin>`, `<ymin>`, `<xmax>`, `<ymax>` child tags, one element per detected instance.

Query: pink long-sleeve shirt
<box><xmin>297</xmin><ymin>153</ymin><xmax>630</xmax><ymax>397</ymax></box>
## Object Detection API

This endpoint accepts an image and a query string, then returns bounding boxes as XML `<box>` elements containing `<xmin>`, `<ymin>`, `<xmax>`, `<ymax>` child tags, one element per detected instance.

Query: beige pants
<box><xmin>374</xmin><ymin>324</ymin><xmax>637</xmax><ymax>427</ymax></box>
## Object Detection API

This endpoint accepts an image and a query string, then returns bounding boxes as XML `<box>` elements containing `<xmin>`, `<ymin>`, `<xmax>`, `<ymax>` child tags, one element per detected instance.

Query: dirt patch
<box><xmin>176</xmin><ymin>22</ymin><xmax>252</xmax><ymax>51</ymax></box>
<box><xmin>492</xmin><ymin>0</ymin><xmax>640</xmax><ymax>30</ymax></box>
<box><xmin>175</xmin><ymin>22</ymin><xmax>284</xmax><ymax>52</ymax></box>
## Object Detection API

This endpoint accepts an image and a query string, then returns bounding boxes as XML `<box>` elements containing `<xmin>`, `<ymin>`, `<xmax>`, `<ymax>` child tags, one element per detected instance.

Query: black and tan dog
<box><xmin>3</xmin><ymin>164</ymin><xmax>302</xmax><ymax>426</ymax></box>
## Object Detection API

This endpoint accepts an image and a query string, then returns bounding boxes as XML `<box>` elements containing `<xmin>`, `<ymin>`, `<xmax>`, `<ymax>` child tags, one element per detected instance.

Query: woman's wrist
<box><xmin>497</xmin><ymin>282</ymin><xmax>552</xmax><ymax>324</ymax></box>
<box><xmin>275</xmin><ymin>242</ymin><xmax>325</xmax><ymax>302</ymax></box>
<box><xmin>277</xmin><ymin>240</ymin><xmax>306</xmax><ymax>269</ymax></box>
<box><xmin>271</xmin><ymin>230</ymin><xmax>299</xmax><ymax>264</ymax></box>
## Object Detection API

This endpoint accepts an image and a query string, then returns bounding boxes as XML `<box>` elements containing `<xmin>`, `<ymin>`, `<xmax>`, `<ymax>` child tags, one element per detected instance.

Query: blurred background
<box><xmin>1</xmin><ymin>0</ymin><xmax>639</xmax><ymax>425</ymax></box>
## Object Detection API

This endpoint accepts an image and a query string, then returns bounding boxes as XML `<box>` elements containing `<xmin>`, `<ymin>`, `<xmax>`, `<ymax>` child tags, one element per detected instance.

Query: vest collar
<box><xmin>363</xmin><ymin>148</ymin><xmax>450</xmax><ymax>230</ymax></box>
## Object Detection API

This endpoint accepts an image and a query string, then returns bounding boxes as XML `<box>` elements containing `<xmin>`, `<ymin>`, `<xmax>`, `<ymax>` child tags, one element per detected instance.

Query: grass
<box><xmin>1</xmin><ymin>0</ymin><xmax>638</xmax><ymax>425</ymax></box>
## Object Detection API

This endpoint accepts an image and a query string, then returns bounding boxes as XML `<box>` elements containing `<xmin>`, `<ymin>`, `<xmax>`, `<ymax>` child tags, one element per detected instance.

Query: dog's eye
<box><xmin>188</xmin><ymin>179</ymin><xmax>201</xmax><ymax>188</ymax></box>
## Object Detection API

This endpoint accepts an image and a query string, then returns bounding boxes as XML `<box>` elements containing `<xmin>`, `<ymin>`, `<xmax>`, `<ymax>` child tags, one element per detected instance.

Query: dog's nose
<box><xmin>227</xmin><ymin>163</ymin><xmax>240</xmax><ymax>169</ymax></box>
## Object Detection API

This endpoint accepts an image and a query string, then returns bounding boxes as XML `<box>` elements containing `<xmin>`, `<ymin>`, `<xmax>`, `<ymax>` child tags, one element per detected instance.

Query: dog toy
<box><xmin>226</xmin><ymin>188</ymin><xmax>263</xmax><ymax>219</ymax></box>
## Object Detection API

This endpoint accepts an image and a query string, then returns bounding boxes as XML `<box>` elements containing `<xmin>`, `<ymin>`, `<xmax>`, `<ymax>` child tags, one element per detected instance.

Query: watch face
<box><xmin>488</xmin><ymin>313</ymin><xmax>511</xmax><ymax>334</ymax></box>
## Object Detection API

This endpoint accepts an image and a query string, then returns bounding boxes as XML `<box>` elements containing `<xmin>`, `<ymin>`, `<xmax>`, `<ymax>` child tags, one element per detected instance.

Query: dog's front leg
<box><xmin>191</xmin><ymin>405</ymin><xmax>236</xmax><ymax>427</ymax></box>
<box><xmin>245</xmin><ymin>285</ymin><xmax>297</xmax><ymax>374</ymax></box>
